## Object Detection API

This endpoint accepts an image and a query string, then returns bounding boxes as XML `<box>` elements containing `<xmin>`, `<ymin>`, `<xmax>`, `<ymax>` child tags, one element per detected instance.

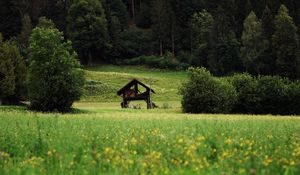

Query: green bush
<box><xmin>255</xmin><ymin>76</ymin><xmax>288</xmax><ymax>115</ymax></box>
<box><xmin>181</xmin><ymin>67</ymin><xmax>237</xmax><ymax>113</ymax></box>
<box><xmin>228</xmin><ymin>74</ymin><xmax>260</xmax><ymax>114</ymax></box>
<box><xmin>285</xmin><ymin>81</ymin><xmax>300</xmax><ymax>115</ymax></box>
<box><xmin>0</xmin><ymin>33</ymin><xmax>26</xmax><ymax>104</ymax></box>
<box><xmin>120</xmin><ymin>55</ymin><xmax>184</xmax><ymax>70</ymax></box>
<box><xmin>27</xmin><ymin>27</ymin><xmax>85</xmax><ymax>112</ymax></box>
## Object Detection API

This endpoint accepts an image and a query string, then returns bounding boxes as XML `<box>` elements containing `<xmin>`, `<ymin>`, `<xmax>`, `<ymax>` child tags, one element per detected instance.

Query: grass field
<box><xmin>83</xmin><ymin>65</ymin><xmax>186</xmax><ymax>102</ymax></box>
<box><xmin>0</xmin><ymin>65</ymin><xmax>300</xmax><ymax>175</ymax></box>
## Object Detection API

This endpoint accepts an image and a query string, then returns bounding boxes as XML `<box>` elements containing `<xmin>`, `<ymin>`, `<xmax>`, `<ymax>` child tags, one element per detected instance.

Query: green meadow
<box><xmin>0</xmin><ymin>65</ymin><xmax>299</xmax><ymax>175</ymax></box>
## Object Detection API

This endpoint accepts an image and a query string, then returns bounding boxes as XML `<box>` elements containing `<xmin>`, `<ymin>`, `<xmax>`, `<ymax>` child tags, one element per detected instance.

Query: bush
<box><xmin>228</xmin><ymin>74</ymin><xmax>260</xmax><ymax>114</ymax></box>
<box><xmin>0</xmin><ymin>33</ymin><xmax>26</xmax><ymax>104</ymax></box>
<box><xmin>285</xmin><ymin>81</ymin><xmax>300</xmax><ymax>115</ymax></box>
<box><xmin>255</xmin><ymin>76</ymin><xmax>288</xmax><ymax>115</ymax></box>
<box><xmin>27</xmin><ymin>27</ymin><xmax>85</xmax><ymax>112</ymax></box>
<box><xmin>120</xmin><ymin>55</ymin><xmax>185</xmax><ymax>70</ymax></box>
<box><xmin>181</xmin><ymin>67</ymin><xmax>237</xmax><ymax>113</ymax></box>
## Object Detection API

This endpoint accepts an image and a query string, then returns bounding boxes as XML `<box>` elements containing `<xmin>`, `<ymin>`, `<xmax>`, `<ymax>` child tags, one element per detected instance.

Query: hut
<box><xmin>117</xmin><ymin>79</ymin><xmax>155</xmax><ymax>109</ymax></box>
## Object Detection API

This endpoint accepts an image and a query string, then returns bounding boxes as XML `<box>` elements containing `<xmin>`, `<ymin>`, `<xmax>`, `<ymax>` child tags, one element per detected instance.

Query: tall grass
<box><xmin>0</xmin><ymin>106</ymin><xmax>299</xmax><ymax>175</ymax></box>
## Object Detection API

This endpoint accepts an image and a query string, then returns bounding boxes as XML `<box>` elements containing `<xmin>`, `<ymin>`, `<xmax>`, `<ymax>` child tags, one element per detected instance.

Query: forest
<box><xmin>1</xmin><ymin>0</ymin><xmax>300</xmax><ymax>79</ymax></box>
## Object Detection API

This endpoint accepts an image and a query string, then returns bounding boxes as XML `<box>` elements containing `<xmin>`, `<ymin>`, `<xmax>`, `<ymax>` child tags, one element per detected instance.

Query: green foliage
<box><xmin>241</xmin><ymin>11</ymin><xmax>267</xmax><ymax>74</ymax></box>
<box><xmin>119</xmin><ymin>55</ymin><xmax>186</xmax><ymax>70</ymax></box>
<box><xmin>272</xmin><ymin>5</ymin><xmax>300</xmax><ymax>79</ymax></box>
<box><xmin>208</xmin><ymin>38</ymin><xmax>243</xmax><ymax>75</ymax></box>
<box><xmin>256</xmin><ymin>76</ymin><xmax>288</xmax><ymax>114</ymax></box>
<box><xmin>136</xmin><ymin>1</ymin><xmax>152</xmax><ymax>28</ymax></box>
<box><xmin>37</xmin><ymin>16</ymin><xmax>56</xmax><ymax>29</ymax></box>
<box><xmin>118</xmin><ymin>28</ymin><xmax>153</xmax><ymax>58</ymax></box>
<box><xmin>0</xmin><ymin>33</ymin><xmax>26</xmax><ymax>102</ymax></box>
<box><xmin>228</xmin><ymin>73</ymin><xmax>259</xmax><ymax>114</ymax></box>
<box><xmin>27</xmin><ymin>27</ymin><xmax>85</xmax><ymax>112</ymax></box>
<box><xmin>0</xmin><ymin>0</ymin><xmax>21</xmax><ymax>39</ymax></box>
<box><xmin>181</xmin><ymin>67</ymin><xmax>237</xmax><ymax>113</ymax></box>
<box><xmin>67</xmin><ymin>0</ymin><xmax>110</xmax><ymax>64</ymax></box>
<box><xmin>190</xmin><ymin>10</ymin><xmax>214</xmax><ymax>67</ymax></box>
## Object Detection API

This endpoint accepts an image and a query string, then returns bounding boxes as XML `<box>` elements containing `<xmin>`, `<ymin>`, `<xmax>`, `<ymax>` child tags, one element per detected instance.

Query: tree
<box><xmin>67</xmin><ymin>0</ymin><xmax>110</xmax><ymax>65</ymax></box>
<box><xmin>27</xmin><ymin>27</ymin><xmax>85</xmax><ymax>112</ymax></box>
<box><xmin>190</xmin><ymin>10</ymin><xmax>214</xmax><ymax>67</ymax></box>
<box><xmin>151</xmin><ymin>0</ymin><xmax>174</xmax><ymax>56</ymax></box>
<box><xmin>37</xmin><ymin>16</ymin><xmax>56</xmax><ymax>29</ymax></box>
<box><xmin>208</xmin><ymin>38</ymin><xmax>242</xmax><ymax>75</ymax></box>
<box><xmin>102</xmin><ymin>0</ymin><xmax>128</xmax><ymax>59</ymax></box>
<box><xmin>272</xmin><ymin>5</ymin><xmax>300</xmax><ymax>79</ymax></box>
<box><xmin>259</xmin><ymin>5</ymin><xmax>276</xmax><ymax>75</ymax></box>
<box><xmin>241</xmin><ymin>11</ymin><xmax>267</xmax><ymax>74</ymax></box>
<box><xmin>0</xmin><ymin>33</ymin><xmax>26</xmax><ymax>104</ymax></box>
<box><xmin>0</xmin><ymin>0</ymin><xmax>22</xmax><ymax>39</ymax></box>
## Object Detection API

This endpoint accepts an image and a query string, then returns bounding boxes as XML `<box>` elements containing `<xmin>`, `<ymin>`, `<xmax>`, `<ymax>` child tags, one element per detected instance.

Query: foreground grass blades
<box><xmin>0</xmin><ymin>105</ymin><xmax>299</xmax><ymax>175</ymax></box>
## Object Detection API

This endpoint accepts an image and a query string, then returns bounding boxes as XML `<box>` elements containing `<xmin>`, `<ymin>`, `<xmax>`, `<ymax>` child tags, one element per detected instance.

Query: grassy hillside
<box><xmin>82</xmin><ymin>65</ymin><xmax>187</xmax><ymax>105</ymax></box>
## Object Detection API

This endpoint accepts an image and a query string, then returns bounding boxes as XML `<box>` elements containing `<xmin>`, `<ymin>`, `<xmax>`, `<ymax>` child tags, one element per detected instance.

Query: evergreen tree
<box><xmin>19</xmin><ymin>14</ymin><xmax>32</xmax><ymax>46</ymax></box>
<box><xmin>208</xmin><ymin>38</ymin><xmax>242</xmax><ymax>75</ymax></box>
<box><xmin>151</xmin><ymin>0</ymin><xmax>175</xmax><ymax>56</ymax></box>
<box><xmin>272</xmin><ymin>5</ymin><xmax>300</xmax><ymax>79</ymax></box>
<box><xmin>190</xmin><ymin>10</ymin><xmax>214</xmax><ymax>67</ymax></box>
<box><xmin>260</xmin><ymin>5</ymin><xmax>275</xmax><ymax>75</ymax></box>
<box><xmin>261</xmin><ymin>6</ymin><xmax>274</xmax><ymax>40</ymax></box>
<box><xmin>0</xmin><ymin>33</ymin><xmax>26</xmax><ymax>103</ymax></box>
<box><xmin>241</xmin><ymin>11</ymin><xmax>267</xmax><ymax>74</ymax></box>
<box><xmin>0</xmin><ymin>0</ymin><xmax>22</xmax><ymax>39</ymax></box>
<box><xmin>67</xmin><ymin>0</ymin><xmax>110</xmax><ymax>65</ymax></box>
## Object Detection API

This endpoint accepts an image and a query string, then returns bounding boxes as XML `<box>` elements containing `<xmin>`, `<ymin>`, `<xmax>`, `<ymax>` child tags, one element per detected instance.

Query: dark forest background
<box><xmin>1</xmin><ymin>0</ymin><xmax>300</xmax><ymax>78</ymax></box>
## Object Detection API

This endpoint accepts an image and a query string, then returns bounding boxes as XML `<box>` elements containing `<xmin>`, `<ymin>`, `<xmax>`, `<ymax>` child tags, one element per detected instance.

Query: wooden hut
<box><xmin>117</xmin><ymin>79</ymin><xmax>155</xmax><ymax>109</ymax></box>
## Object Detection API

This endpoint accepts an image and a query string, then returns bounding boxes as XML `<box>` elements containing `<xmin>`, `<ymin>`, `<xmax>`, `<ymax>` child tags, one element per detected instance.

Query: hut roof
<box><xmin>117</xmin><ymin>79</ymin><xmax>155</xmax><ymax>96</ymax></box>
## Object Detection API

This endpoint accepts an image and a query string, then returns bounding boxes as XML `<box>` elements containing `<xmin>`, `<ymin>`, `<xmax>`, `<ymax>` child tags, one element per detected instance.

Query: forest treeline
<box><xmin>1</xmin><ymin>0</ymin><xmax>300</xmax><ymax>79</ymax></box>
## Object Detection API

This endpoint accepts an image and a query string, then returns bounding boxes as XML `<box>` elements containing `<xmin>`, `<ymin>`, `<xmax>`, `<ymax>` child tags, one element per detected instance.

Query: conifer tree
<box><xmin>67</xmin><ymin>0</ymin><xmax>110</xmax><ymax>65</ymax></box>
<box><xmin>272</xmin><ymin>5</ymin><xmax>300</xmax><ymax>79</ymax></box>
<box><xmin>190</xmin><ymin>10</ymin><xmax>214</xmax><ymax>67</ymax></box>
<box><xmin>241</xmin><ymin>11</ymin><xmax>267</xmax><ymax>74</ymax></box>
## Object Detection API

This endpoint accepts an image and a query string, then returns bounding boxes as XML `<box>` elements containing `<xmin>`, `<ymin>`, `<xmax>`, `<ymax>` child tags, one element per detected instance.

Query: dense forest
<box><xmin>0</xmin><ymin>0</ymin><xmax>300</xmax><ymax>79</ymax></box>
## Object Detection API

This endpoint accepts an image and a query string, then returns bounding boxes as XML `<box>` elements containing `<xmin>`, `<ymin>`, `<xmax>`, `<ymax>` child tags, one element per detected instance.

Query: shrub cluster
<box><xmin>118</xmin><ymin>55</ymin><xmax>189</xmax><ymax>70</ymax></box>
<box><xmin>181</xmin><ymin>67</ymin><xmax>300</xmax><ymax>115</ymax></box>
<box><xmin>180</xmin><ymin>68</ymin><xmax>237</xmax><ymax>113</ymax></box>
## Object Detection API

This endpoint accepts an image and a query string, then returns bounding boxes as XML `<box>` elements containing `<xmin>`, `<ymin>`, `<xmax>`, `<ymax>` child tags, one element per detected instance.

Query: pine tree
<box><xmin>272</xmin><ymin>5</ymin><xmax>300</xmax><ymax>79</ymax></box>
<box><xmin>67</xmin><ymin>0</ymin><xmax>110</xmax><ymax>65</ymax></box>
<box><xmin>0</xmin><ymin>33</ymin><xmax>26</xmax><ymax>103</ymax></box>
<box><xmin>241</xmin><ymin>11</ymin><xmax>267</xmax><ymax>74</ymax></box>
<box><xmin>0</xmin><ymin>0</ymin><xmax>22</xmax><ymax>39</ymax></box>
<box><xmin>151</xmin><ymin>0</ymin><xmax>175</xmax><ymax>56</ymax></box>
<box><xmin>190</xmin><ymin>10</ymin><xmax>214</xmax><ymax>67</ymax></box>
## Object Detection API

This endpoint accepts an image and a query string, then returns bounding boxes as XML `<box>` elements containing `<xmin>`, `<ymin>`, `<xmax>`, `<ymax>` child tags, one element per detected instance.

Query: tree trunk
<box><xmin>131</xmin><ymin>0</ymin><xmax>135</xmax><ymax>22</ymax></box>
<box><xmin>160</xmin><ymin>40</ymin><xmax>163</xmax><ymax>56</ymax></box>
<box><xmin>172</xmin><ymin>25</ymin><xmax>175</xmax><ymax>56</ymax></box>
<box><xmin>88</xmin><ymin>50</ymin><xmax>92</xmax><ymax>66</ymax></box>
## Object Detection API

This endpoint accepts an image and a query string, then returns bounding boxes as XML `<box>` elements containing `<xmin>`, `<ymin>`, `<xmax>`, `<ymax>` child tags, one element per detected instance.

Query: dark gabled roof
<box><xmin>0</xmin><ymin>72</ymin><xmax>4</xmax><ymax>81</ymax></box>
<box><xmin>117</xmin><ymin>79</ymin><xmax>155</xmax><ymax>96</ymax></box>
